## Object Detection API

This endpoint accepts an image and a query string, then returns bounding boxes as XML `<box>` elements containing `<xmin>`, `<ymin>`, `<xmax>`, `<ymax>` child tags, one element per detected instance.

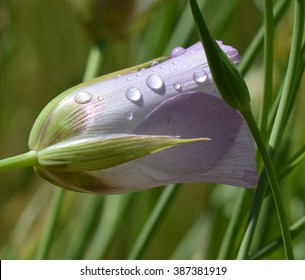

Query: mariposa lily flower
<box><xmin>4</xmin><ymin>42</ymin><xmax>258</xmax><ymax>194</ymax></box>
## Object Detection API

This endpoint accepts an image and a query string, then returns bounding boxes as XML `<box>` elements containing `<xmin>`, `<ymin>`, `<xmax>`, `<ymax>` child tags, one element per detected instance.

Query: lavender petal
<box><xmin>38</xmin><ymin>92</ymin><xmax>257</xmax><ymax>193</ymax></box>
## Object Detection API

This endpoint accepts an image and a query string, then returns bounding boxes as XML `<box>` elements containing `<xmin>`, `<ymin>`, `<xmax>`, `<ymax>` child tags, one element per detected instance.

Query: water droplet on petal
<box><xmin>193</xmin><ymin>56</ymin><xmax>198</xmax><ymax>60</ymax></box>
<box><xmin>193</xmin><ymin>69</ymin><xmax>208</xmax><ymax>84</ymax></box>
<box><xmin>146</xmin><ymin>74</ymin><xmax>165</xmax><ymax>93</ymax></box>
<box><xmin>98</xmin><ymin>95</ymin><xmax>103</xmax><ymax>101</ymax></box>
<box><xmin>125</xmin><ymin>112</ymin><xmax>134</xmax><ymax>121</ymax></box>
<box><xmin>170</xmin><ymin>47</ymin><xmax>186</xmax><ymax>58</ymax></box>
<box><xmin>74</xmin><ymin>91</ymin><xmax>93</xmax><ymax>104</ymax></box>
<box><xmin>127</xmin><ymin>77</ymin><xmax>132</xmax><ymax>82</ymax></box>
<box><xmin>125</xmin><ymin>87</ymin><xmax>142</xmax><ymax>103</ymax></box>
<box><xmin>173</xmin><ymin>61</ymin><xmax>178</xmax><ymax>65</ymax></box>
<box><xmin>173</xmin><ymin>82</ymin><xmax>182</xmax><ymax>92</ymax></box>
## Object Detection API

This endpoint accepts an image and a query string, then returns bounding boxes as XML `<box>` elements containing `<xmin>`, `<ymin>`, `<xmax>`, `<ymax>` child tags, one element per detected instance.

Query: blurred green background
<box><xmin>0</xmin><ymin>0</ymin><xmax>304</xmax><ymax>259</ymax></box>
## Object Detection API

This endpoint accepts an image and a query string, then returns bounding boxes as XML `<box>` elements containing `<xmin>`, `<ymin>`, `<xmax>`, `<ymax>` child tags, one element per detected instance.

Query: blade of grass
<box><xmin>249</xmin><ymin>215</ymin><xmax>305</xmax><ymax>259</ymax></box>
<box><xmin>217</xmin><ymin>188</ymin><xmax>253</xmax><ymax>259</ymax></box>
<box><xmin>239</xmin><ymin>0</ymin><xmax>290</xmax><ymax>76</ymax></box>
<box><xmin>65</xmin><ymin>195</ymin><xmax>104</xmax><ymax>259</ymax></box>
<box><xmin>163</xmin><ymin>0</ymin><xmax>240</xmax><ymax>62</ymax></box>
<box><xmin>279</xmin><ymin>143</ymin><xmax>305</xmax><ymax>179</ymax></box>
<box><xmin>137</xmin><ymin>0</ymin><xmax>182</xmax><ymax>60</ymax></box>
<box><xmin>128</xmin><ymin>184</ymin><xmax>180</xmax><ymax>260</ymax></box>
<box><xmin>83</xmin><ymin>41</ymin><xmax>105</xmax><ymax>81</ymax></box>
<box><xmin>280</xmin><ymin>41</ymin><xmax>305</xmax><ymax>128</ymax></box>
<box><xmin>269</xmin><ymin>0</ymin><xmax>305</xmax><ymax>151</ymax></box>
<box><xmin>170</xmin><ymin>213</ymin><xmax>208</xmax><ymax>260</ymax></box>
<box><xmin>152</xmin><ymin>0</ymin><xmax>182</xmax><ymax>57</ymax></box>
<box><xmin>84</xmin><ymin>194</ymin><xmax>132</xmax><ymax>259</ymax></box>
<box><xmin>35</xmin><ymin>188</ymin><xmax>65</xmax><ymax>259</ymax></box>
<box><xmin>259</xmin><ymin>0</ymin><xmax>274</xmax><ymax>142</ymax></box>
<box><xmin>266</xmin><ymin>41</ymin><xmax>305</xmax><ymax>143</ymax></box>
<box><xmin>251</xmin><ymin>196</ymin><xmax>274</xmax><ymax>252</ymax></box>
<box><xmin>2</xmin><ymin>187</ymin><xmax>49</xmax><ymax>258</ymax></box>
<box><xmin>250</xmin><ymin>0</ymin><xmax>275</xmax><ymax>253</ymax></box>
<box><xmin>163</xmin><ymin>0</ymin><xmax>208</xmax><ymax>55</ymax></box>
<box><xmin>210</xmin><ymin>0</ymin><xmax>239</xmax><ymax>37</ymax></box>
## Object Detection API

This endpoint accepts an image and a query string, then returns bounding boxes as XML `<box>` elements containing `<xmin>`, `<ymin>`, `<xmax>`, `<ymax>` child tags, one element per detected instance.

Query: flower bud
<box><xmin>27</xmin><ymin>42</ymin><xmax>257</xmax><ymax>193</ymax></box>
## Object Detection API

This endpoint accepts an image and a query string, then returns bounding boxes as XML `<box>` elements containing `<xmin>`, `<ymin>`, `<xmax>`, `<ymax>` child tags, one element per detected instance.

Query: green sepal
<box><xmin>189</xmin><ymin>0</ymin><xmax>251</xmax><ymax>112</ymax></box>
<box><xmin>37</xmin><ymin>134</ymin><xmax>210</xmax><ymax>172</ymax></box>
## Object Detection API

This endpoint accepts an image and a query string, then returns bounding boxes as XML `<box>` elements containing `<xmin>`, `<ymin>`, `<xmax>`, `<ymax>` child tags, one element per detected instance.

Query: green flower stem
<box><xmin>249</xmin><ymin>215</ymin><xmax>305</xmax><ymax>260</ymax></box>
<box><xmin>35</xmin><ymin>188</ymin><xmax>65</xmax><ymax>259</ymax></box>
<box><xmin>0</xmin><ymin>151</ymin><xmax>38</xmax><ymax>172</ymax></box>
<box><xmin>189</xmin><ymin>0</ymin><xmax>293</xmax><ymax>259</ymax></box>
<box><xmin>128</xmin><ymin>184</ymin><xmax>180</xmax><ymax>260</ymax></box>
<box><xmin>238</xmin><ymin>170</ymin><xmax>268</xmax><ymax>258</ymax></box>
<box><xmin>239</xmin><ymin>108</ymin><xmax>294</xmax><ymax>260</ymax></box>
<box><xmin>238</xmin><ymin>0</ymin><xmax>304</xmax><ymax>259</ymax></box>
<box><xmin>217</xmin><ymin>0</ymin><xmax>290</xmax><ymax>260</ymax></box>
<box><xmin>247</xmin><ymin>5</ymin><xmax>277</xmax><ymax>247</ymax></box>
<box><xmin>259</xmin><ymin>0</ymin><xmax>274</xmax><ymax>142</ymax></box>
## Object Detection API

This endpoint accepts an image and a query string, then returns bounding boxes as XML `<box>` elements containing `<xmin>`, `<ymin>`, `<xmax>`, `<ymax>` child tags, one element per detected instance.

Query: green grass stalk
<box><xmin>259</xmin><ymin>0</ymin><xmax>274</xmax><ymax>142</ymax></box>
<box><xmin>249</xmin><ymin>215</ymin><xmax>305</xmax><ymax>259</ymax></box>
<box><xmin>128</xmin><ymin>184</ymin><xmax>180</xmax><ymax>260</ymax></box>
